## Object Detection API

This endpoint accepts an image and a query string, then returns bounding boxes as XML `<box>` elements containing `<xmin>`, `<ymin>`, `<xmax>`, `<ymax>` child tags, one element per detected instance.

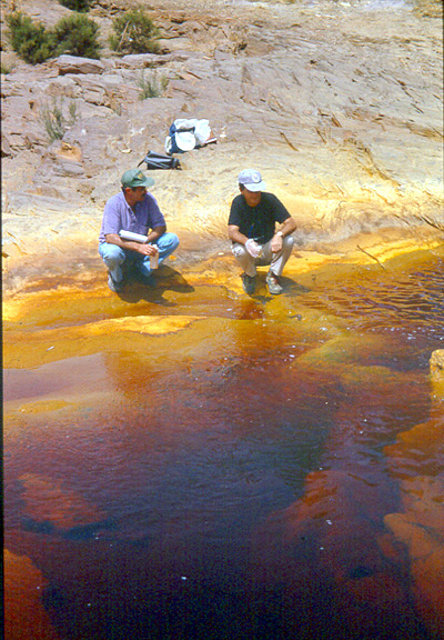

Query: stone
<box><xmin>430</xmin><ymin>349</ymin><xmax>444</xmax><ymax>380</ymax></box>
<box><xmin>1</xmin><ymin>0</ymin><xmax>442</xmax><ymax>289</ymax></box>
<box><xmin>52</xmin><ymin>54</ymin><xmax>105</xmax><ymax>76</ymax></box>
<box><xmin>1</xmin><ymin>133</ymin><xmax>12</xmax><ymax>157</ymax></box>
<box><xmin>384</xmin><ymin>508</ymin><xmax>444</xmax><ymax>640</ymax></box>
<box><xmin>120</xmin><ymin>53</ymin><xmax>166</xmax><ymax>68</ymax></box>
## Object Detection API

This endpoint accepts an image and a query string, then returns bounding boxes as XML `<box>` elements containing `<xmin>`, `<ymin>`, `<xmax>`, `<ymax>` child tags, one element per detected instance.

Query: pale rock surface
<box><xmin>51</xmin><ymin>54</ymin><xmax>106</xmax><ymax>75</ymax></box>
<box><xmin>1</xmin><ymin>0</ymin><xmax>443</xmax><ymax>288</ymax></box>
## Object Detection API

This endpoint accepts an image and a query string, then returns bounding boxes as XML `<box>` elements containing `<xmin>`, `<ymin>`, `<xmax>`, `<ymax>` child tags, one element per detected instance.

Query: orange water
<box><xmin>4</xmin><ymin>250</ymin><xmax>444</xmax><ymax>640</ymax></box>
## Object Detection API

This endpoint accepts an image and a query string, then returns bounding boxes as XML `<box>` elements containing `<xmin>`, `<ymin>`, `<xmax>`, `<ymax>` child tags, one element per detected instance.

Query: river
<box><xmin>4</xmin><ymin>243</ymin><xmax>443</xmax><ymax>639</ymax></box>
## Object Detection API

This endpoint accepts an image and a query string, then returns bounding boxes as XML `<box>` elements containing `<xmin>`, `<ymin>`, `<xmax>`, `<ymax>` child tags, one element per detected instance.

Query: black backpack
<box><xmin>138</xmin><ymin>150</ymin><xmax>182</xmax><ymax>170</ymax></box>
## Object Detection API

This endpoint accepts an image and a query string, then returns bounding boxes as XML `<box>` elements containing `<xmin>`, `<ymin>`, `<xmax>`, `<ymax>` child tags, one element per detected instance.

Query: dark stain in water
<box><xmin>348</xmin><ymin>565</ymin><xmax>374</xmax><ymax>579</ymax></box>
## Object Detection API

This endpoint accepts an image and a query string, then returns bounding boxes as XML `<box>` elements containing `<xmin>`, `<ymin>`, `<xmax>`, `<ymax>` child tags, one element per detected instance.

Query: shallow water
<box><xmin>4</xmin><ymin>248</ymin><xmax>444</xmax><ymax>640</ymax></box>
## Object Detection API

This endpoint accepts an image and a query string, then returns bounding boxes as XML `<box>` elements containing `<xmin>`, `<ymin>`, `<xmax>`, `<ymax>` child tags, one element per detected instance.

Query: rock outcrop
<box><xmin>1</xmin><ymin>0</ymin><xmax>443</xmax><ymax>289</ymax></box>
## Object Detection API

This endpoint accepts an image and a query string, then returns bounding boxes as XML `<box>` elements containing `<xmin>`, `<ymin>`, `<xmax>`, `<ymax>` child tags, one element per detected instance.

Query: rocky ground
<box><xmin>1</xmin><ymin>0</ymin><xmax>443</xmax><ymax>292</ymax></box>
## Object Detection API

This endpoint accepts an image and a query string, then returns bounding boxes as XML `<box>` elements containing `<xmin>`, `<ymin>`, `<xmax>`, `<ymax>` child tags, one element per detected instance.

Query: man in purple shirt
<box><xmin>99</xmin><ymin>168</ymin><xmax>179</xmax><ymax>292</ymax></box>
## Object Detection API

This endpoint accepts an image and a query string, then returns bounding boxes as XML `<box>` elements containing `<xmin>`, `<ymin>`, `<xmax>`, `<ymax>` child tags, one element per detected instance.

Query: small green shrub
<box><xmin>109</xmin><ymin>9</ymin><xmax>160</xmax><ymax>55</ymax></box>
<box><xmin>39</xmin><ymin>98</ymin><xmax>78</xmax><ymax>142</ymax></box>
<box><xmin>136</xmin><ymin>71</ymin><xmax>168</xmax><ymax>99</ymax></box>
<box><xmin>1</xmin><ymin>63</ymin><xmax>13</xmax><ymax>74</ymax></box>
<box><xmin>58</xmin><ymin>0</ymin><xmax>92</xmax><ymax>12</ymax></box>
<box><xmin>7</xmin><ymin>11</ymin><xmax>101</xmax><ymax>63</ymax></box>
<box><xmin>6</xmin><ymin>12</ymin><xmax>56</xmax><ymax>64</ymax></box>
<box><xmin>53</xmin><ymin>13</ymin><xmax>100</xmax><ymax>58</ymax></box>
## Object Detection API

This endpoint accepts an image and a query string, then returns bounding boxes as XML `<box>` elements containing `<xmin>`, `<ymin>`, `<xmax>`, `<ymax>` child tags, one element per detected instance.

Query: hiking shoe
<box><xmin>107</xmin><ymin>272</ymin><xmax>124</xmax><ymax>292</ymax></box>
<box><xmin>266</xmin><ymin>271</ymin><xmax>283</xmax><ymax>295</ymax></box>
<box><xmin>241</xmin><ymin>273</ymin><xmax>256</xmax><ymax>295</ymax></box>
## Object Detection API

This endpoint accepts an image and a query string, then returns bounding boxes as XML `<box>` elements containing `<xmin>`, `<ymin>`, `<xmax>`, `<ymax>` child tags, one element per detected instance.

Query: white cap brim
<box><xmin>242</xmin><ymin>181</ymin><xmax>266</xmax><ymax>192</ymax></box>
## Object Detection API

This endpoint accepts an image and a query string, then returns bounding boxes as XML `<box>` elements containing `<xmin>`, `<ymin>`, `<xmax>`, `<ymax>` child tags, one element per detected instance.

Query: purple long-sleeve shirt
<box><xmin>99</xmin><ymin>191</ymin><xmax>166</xmax><ymax>244</ymax></box>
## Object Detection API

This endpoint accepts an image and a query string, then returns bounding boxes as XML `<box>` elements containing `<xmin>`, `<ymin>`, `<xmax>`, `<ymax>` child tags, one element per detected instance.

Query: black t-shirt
<box><xmin>228</xmin><ymin>192</ymin><xmax>291</xmax><ymax>244</ymax></box>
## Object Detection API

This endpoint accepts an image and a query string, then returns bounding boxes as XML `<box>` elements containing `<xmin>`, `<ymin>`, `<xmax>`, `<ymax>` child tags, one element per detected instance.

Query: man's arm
<box><xmin>276</xmin><ymin>216</ymin><xmax>297</xmax><ymax>237</ymax></box>
<box><xmin>228</xmin><ymin>224</ymin><xmax>248</xmax><ymax>245</ymax></box>
<box><xmin>146</xmin><ymin>225</ymin><xmax>167</xmax><ymax>243</ymax></box>
<box><xmin>105</xmin><ymin>225</ymin><xmax>166</xmax><ymax>256</ymax></box>
<box><xmin>270</xmin><ymin>216</ymin><xmax>297</xmax><ymax>252</ymax></box>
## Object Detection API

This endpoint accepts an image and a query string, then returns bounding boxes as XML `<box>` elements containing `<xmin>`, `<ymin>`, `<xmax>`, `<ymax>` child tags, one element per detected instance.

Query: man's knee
<box><xmin>168</xmin><ymin>232</ymin><xmax>180</xmax><ymax>251</ymax></box>
<box><xmin>99</xmin><ymin>243</ymin><xmax>125</xmax><ymax>267</ymax></box>
<box><xmin>280</xmin><ymin>235</ymin><xmax>294</xmax><ymax>261</ymax></box>
<box><xmin>283</xmin><ymin>236</ymin><xmax>294</xmax><ymax>250</ymax></box>
<box><xmin>158</xmin><ymin>232</ymin><xmax>179</xmax><ymax>252</ymax></box>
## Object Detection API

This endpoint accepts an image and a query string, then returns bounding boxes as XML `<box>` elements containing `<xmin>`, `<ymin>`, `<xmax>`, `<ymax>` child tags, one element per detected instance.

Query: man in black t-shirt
<box><xmin>228</xmin><ymin>169</ymin><xmax>296</xmax><ymax>295</ymax></box>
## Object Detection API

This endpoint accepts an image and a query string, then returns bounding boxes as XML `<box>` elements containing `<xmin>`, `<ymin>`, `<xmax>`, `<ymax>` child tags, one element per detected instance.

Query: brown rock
<box><xmin>384</xmin><ymin>510</ymin><xmax>444</xmax><ymax>640</ymax></box>
<box><xmin>120</xmin><ymin>53</ymin><xmax>170</xmax><ymax>68</ymax></box>
<box><xmin>4</xmin><ymin>549</ymin><xmax>62</xmax><ymax>640</ymax></box>
<box><xmin>1</xmin><ymin>0</ymin><xmax>442</xmax><ymax>281</ymax></box>
<box><xmin>52</xmin><ymin>55</ymin><xmax>105</xmax><ymax>76</ymax></box>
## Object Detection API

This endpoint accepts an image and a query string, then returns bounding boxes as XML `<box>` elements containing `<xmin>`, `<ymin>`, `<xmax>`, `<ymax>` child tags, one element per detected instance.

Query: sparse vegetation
<box><xmin>1</xmin><ymin>63</ymin><xmax>13</xmax><ymax>74</ymax></box>
<box><xmin>6</xmin><ymin>12</ymin><xmax>56</xmax><ymax>64</ymax></box>
<box><xmin>39</xmin><ymin>98</ymin><xmax>78</xmax><ymax>142</ymax></box>
<box><xmin>58</xmin><ymin>0</ymin><xmax>92</xmax><ymax>12</ymax></box>
<box><xmin>109</xmin><ymin>9</ymin><xmax>160</xmax><ymax>55</ymax></box>
<box><xmin>6</xmin><ymin>11</ymin><xmax>101</xmax><ymax>63</ymax></box>
<box><xmin>53</xmin><ymin>13</ymin><xmax>100</xmax><ymax>58</ymax></box>
<box><xmin>136</xmin><ymin>71</ymin><xmax>168</xmax><ymax>99</ymax></box>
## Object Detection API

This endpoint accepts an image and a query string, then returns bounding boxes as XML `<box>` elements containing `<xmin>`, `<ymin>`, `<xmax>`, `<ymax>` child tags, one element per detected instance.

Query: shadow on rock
<box><xmin>155</xmin><ymin>265</ymin><xmax>195</xmax><ymax>292</ymax></box>
<box><xmin>116</xmin><ymin>266</ymin><xmax>194</xmax><ymax>305</ymax></box>
<box><xmin>279</xmin><ymin>276</ymin><xmax>311</xmax><ymax>295</ymax></box>
<box><xmin>250</xmin><ymin>275</ymin><xmax>310</xmax><ymax>301</ymax></box>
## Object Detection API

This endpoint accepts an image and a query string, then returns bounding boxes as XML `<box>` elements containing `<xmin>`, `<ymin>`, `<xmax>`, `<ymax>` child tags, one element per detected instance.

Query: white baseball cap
<box><xmin>238</xmin><ymin>168</ymin><xmax>266</xmax><ymax>192</ymax></box>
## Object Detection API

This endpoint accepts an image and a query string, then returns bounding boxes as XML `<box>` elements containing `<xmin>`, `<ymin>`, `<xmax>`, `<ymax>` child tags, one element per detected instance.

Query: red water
<box><xmin>4</xmin><ymin>252</ymin><xmax>444</xmax><ymax>640</ymax></box>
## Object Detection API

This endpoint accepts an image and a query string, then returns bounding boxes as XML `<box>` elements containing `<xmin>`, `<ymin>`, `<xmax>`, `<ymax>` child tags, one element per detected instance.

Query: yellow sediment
<box><xmin>4</xmin><ymin>315</ymin><xmax>203</xmax><ymax>369</ymax></box>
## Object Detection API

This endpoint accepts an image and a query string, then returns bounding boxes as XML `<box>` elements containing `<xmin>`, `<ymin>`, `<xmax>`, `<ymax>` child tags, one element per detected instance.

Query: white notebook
<box><xmin>119</xmin><ymin>230</ymin><xmax>148</xmax><ymax>243</ymax></box>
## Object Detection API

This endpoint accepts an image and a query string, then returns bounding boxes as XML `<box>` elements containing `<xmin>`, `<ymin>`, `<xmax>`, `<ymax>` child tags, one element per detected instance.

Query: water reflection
<box><xmin>3</xmin><ymin>250</ymin><xmax>443</xmax><ymax>639</ymax></box>
<box><xmin>305</xmin><ymin>257</ymin><xmax>444</xmax><ymax>335</ymax></box>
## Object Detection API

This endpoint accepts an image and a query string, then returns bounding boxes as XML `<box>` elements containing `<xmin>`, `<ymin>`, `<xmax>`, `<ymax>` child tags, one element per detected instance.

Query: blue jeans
<box><xmin>99</xmin><ymin>232</ymin><xmax>179</xmax><ymax>282</ymax></box>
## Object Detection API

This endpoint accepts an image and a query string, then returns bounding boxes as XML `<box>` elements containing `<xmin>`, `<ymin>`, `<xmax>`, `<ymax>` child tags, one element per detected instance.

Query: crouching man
<box><xmin>99</xmin><ymin>168</ymin><xmax>179</xmax><ymax>292</ymax></box>
<box><xmin>228</xmin><ymin>169</ymin><xmax>296</xmax><ymax>295</ymax></box>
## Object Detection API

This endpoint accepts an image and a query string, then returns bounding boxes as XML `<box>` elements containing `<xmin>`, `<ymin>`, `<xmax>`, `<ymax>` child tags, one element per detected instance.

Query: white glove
<box><xmin>245</xmin><ymin>238</ymin><xmax>261</xmax><ymax>258</ymax></box>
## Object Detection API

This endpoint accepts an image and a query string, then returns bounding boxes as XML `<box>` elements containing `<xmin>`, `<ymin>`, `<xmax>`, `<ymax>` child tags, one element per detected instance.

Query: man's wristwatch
<box><xmin>276</xmin><ymin>231</ymin><xmax>283</xmax><ymax>237</ymax></box>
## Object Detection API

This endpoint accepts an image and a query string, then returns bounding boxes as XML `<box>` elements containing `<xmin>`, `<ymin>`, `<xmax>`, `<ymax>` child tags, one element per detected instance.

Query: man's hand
<box><xmin>245</xmin><ymin>238</ymin><xmax>262</xmax><ymax>258</ymax></box>
<box><xmin>271</xmin><ymin>231</ymin><xmax>283</xmax><ymax>253</ymax></box>
<box><xmin>136</xmin><ymin>243</ymin><xmax>159</xmax><ymax>257</ymax></box>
